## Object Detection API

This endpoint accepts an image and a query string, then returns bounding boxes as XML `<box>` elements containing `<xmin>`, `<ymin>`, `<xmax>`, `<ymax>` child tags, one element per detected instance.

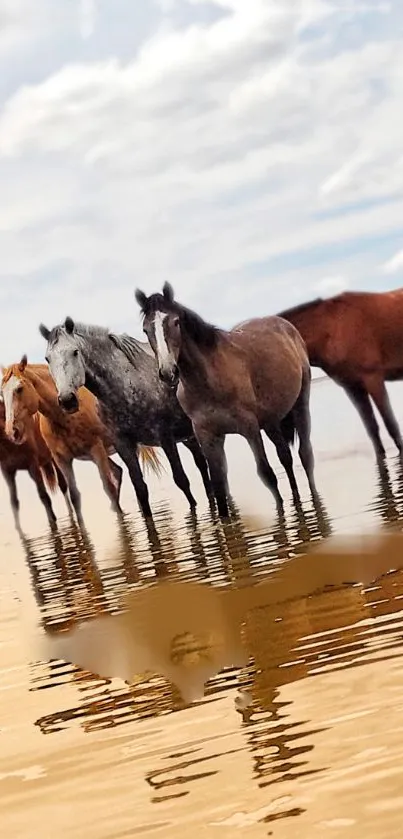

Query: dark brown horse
<box><xmin>278</xmin><ymin>289</ymin><xmax>403</xmax><ymax>460</ymax></box>
<box><xmin>135</xmin><ymin>283</ymin><xmax>318</xmax><ymax>518</ymax></box>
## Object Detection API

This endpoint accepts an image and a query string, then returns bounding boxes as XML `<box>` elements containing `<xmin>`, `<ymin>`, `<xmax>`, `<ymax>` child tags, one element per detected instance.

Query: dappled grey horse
<box><xmin>39</xmin><ymin>318</ymin><xmax>212</xmax><ymax>519</ymax></box>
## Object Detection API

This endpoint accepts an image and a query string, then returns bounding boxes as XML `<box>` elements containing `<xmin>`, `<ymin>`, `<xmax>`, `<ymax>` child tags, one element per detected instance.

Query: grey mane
<box><xmin>109</xmin><ymin>332</ymin><xmax>154</xmax><ymax>365</ymax></box>
<box><xmin>49</xmin><ymin>321</ymin><xmax>153</xmax><ymax>367</ymax></box>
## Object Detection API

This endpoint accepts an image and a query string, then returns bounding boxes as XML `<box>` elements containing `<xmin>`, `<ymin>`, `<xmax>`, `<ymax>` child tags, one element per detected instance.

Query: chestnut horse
<box><xmin>0</xmin><ymin>397</ymin><xmax>68</xmax><ymax>529</ymax></box>
<box><xmin>135</xmin><ymin>283</ymin><xmax>318</xmax><ymax>518</ymax></box>
<box><xmin>1</xmin><ymin>357</ymin><xmax>161</xmax><ymax>525</ymax></box>
<box><xmin>278</xmin><ymin>288</ymin><xmax>403</xmax><ymax>460</ymax></box>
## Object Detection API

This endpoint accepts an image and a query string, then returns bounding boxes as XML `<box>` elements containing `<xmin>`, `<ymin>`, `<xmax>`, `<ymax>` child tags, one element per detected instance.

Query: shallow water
<box><xmin>3</xmin><ymin>377</ymin><xmax>403</xmax><ymax>837</ymax></box>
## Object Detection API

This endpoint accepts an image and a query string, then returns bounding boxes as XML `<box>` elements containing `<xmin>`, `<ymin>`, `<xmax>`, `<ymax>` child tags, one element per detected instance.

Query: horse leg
<box><xmin>53</xmin><ymin>460</ymin><xmax>73</xmax><ymax>514</ymax></box>
<box><xmin>265</xmin><ymin>424</ymin><xmax>301</xmax><ymax>504</ymax></box>
<box><xmin>115</xmin><ymin>436</ymin><xmax>152</xmax><ymax>518</ymax></box>
<box><xmin>245</xmin><ymin>426</ymin><xmax>283</xmax><ymax>508</ymax></box>
<box><xmin>53</xmin><ymin>455</ymin><xmax>84</xmax><ymax>526</ymax></box>
<box><xmin>28</xmin><ymin>463</ymin><xmax>57</xmax><ymax>526</ymax></box>
<box><xmin>343</xmin><ymin>382</ymin><xmax>385</xmax><ymax>458</ymax></box>
<box><xmin>289</xmin><ymin>374</ymin><xmax>318</xmax><ymax>499</ymax></box>
<box><xmin>1</xmin><ymin>466</ymin><xmax>21</xmax><ymax>530</ymax></box>
<box><xmin>90</xmin><ymin>442</ymin><xmax>123</xmax><ymax>513</ymax></box>
<box><xmin>363</xmin><ymin>374</ymin><xmax>403</xmax><ymax>455</ymax></box>
<box><xmin>193</xmin><ymin>428</ymin><xmax>229</xmax><ymax>517</ymax></box>
<box><xmin>108</xmin><ymin>457</ymin><xmax>123</xmax><ymax>504</ymax></box>
<box><xmin>161</xmin><ymin>437</ymin><xmax>197</xmax><ymax>509</ymax></box>
<box><xmin>181</xmin><ymin>437</ymin><xmax>213</xmax><ymax>499</ymax></box>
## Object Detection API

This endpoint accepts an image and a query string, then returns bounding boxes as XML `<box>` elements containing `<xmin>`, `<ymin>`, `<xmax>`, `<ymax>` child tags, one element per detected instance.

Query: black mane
<box><xmin>140</xmin><ymin>293</ymin><xmax>219</xmax><ymax>349</ymax></box>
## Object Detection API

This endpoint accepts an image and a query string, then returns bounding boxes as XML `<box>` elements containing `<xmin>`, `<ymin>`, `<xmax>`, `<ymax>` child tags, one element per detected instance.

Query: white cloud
<box><xmin>0</xmin><ymin>0</ymin><xmax>402</xmax><ymax>361</ymax></box>
<box><xmin>382</xmin><ymin>248</ymin><xmax>403</xmax><ymax>274</ymax></box>
<box><xmin>314</xmin><ymin>275</ymin><xmax>349</xmax><ymax>294</ymax></box>
<box><xmin>79</xmin><ymin>0</ymin><xmax>97</xmax><ymax>39</ymax></box>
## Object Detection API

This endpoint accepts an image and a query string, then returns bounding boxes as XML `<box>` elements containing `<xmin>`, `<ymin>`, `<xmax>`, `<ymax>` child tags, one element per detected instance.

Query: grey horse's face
<box><xmin>39</xmin><ymin>317</ymin><xmax>85</xmax><ymax>413</ymax></box>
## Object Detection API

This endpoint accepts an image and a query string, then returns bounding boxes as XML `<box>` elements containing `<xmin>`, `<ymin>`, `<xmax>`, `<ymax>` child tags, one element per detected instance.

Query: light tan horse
<box><xmin>136</xmin><ymin>283</ymin><xmax>318</xmax><ymax>518</ymax></box>
<box><xmin>0</xmin><ymin>397</ymin><xmax>68</xmax><ymax>529</ymax></box>
<box><xmin>1</xmin><ymin>356</ymin><xmax>161</xmax><ymax>524</ymax></box>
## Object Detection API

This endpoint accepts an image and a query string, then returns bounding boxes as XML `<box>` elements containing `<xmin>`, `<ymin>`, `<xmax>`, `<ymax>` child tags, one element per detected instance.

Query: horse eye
<box><xmin>45</xmin><ymin>356</ymin><xmax>49</xmax><ymax>364</ymax></box>
<box><xmin>16</xmin><ymin>384</ymin><xmax>23</xmax><ymax>393</ymax></box>
<box><xmin>73</xmin><ymin>349</ymin><xmax>78</xmax><ymax>357</ymax></box>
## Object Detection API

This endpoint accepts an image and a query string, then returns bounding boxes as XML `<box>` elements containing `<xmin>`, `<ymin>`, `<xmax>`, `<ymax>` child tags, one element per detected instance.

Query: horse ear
<box><xmin>135</xmin><ymin>289</ymin><xmax>148</xmax><ymax>310</ymax></box>
<box><xmin>19</xmin><ymin>354</ymin><xmax>27</xmax><ymax>372</ymax></box>
<box><xmin>162</xmin><ymin>282</ymin><xmax>174</xmax><ymax>303</ymax></box>
<box><xmin>65</xmin><ymin>316</ymin><xmax>75</xmax><ymax>335</ymax></box>
<box><xmin>39</xmin><ymin>323</ymin><xmax>50</xmax><ymax>341</ymax></box>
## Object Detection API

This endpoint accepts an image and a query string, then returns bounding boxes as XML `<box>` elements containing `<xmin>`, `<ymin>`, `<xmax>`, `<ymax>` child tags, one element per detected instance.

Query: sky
<box><xmin>1</xmin><ymin>0</ymin><xmax>403</xmax><ymax>362</ymax></box>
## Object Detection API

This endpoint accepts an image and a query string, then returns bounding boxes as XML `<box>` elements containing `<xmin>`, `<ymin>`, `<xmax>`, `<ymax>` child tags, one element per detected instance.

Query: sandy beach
<box><xmin>2</xmin><ymin>375</ymin><xmax>403</xmax><ymax>837</ymax></box>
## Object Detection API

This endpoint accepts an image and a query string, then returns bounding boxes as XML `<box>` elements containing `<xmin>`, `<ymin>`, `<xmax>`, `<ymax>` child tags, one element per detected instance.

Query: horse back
<box><xmin>282</xmin><ymin>290</ymin><xmax>403</xmax><ymax>375</ymax></box>
<box><xmin>227</xmin><ymin>316</ymin><xmax>308</xmax><ymax>418</ymax></box>
<box><xmin>232</xmin><ymin>315</ymin><xmax>309</xmax><ymax>369</ymax></box>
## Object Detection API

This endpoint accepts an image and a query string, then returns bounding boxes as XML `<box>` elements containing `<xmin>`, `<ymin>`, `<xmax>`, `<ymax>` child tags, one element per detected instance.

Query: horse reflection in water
<box><xmin>22</xmin><ymin>485</ymin><xmax>332</xmax><ymax>739</ymax></box>
<box><xmin>233</xmin><ymin>531</ymin><xmax>403</xmax><ymax>828</ymax></box>
<box><xmin>371</xmin><ymin>454</ymin><xmax>403</xmax><ymax>529</ymax></box>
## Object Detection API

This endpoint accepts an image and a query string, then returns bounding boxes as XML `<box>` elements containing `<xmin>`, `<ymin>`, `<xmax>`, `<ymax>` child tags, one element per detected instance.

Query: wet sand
<box><xmin>2</xmin><ymin>376</ymin><xmax>403</xmax><ymax>837</ymax></box>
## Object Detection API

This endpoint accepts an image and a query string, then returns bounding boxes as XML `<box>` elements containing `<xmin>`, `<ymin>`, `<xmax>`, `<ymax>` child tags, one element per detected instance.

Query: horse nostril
<box><xmin>172</xmin><ymin>364</ymin><xmax>179</xmax><ymax>380</ymax></box>
<box><xmin>58</xmin><ymin>393</ymin><xmax>78</xmax><ymax>413</ymax></box>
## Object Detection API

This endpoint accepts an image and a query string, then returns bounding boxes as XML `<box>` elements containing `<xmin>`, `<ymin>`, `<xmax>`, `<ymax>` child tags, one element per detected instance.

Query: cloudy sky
<box><xmin>1</xmin><ymin>0</ymin><xmax>403</xmax><ymax>363</ymax></box>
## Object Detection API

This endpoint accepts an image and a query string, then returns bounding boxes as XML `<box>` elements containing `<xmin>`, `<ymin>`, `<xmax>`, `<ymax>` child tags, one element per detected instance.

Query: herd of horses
<box><xmin>1</xmin><ymin>284</ymin><xmax>402</xmax><ymax>530</ymax></box>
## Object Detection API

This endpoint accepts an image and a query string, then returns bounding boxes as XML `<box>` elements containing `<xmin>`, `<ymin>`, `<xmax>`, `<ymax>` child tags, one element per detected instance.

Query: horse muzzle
<box><xmin>58</xmin><ymin>392</ymin><xmax>79</xmax><ymax>413</ymax></box>
<box><xmin>6</xmin><ymin>423</ymin><xmax>25</xmax><ymax>445</ymax></box>
<box><xmin>159</xmin><ymin>364</ymin><xmax>179</xmax><ymax>388</ymax></box>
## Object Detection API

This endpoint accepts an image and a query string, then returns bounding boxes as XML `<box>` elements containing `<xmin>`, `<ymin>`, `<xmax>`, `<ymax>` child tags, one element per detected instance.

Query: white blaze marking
<box><xmin>154</xmin><ymin>311</ymin><xmax>171</xmax><ymax>366</ymax></box>
<box><xmin>2</xmin><ymin>375</ymin><xmax>20</xmax><ymax>427</ymax></box>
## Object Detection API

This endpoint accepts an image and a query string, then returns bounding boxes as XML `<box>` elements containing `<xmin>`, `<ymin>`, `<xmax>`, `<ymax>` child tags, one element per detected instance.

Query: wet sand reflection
<box><xmin>5</xmin><ymin>380</ymin><xmax>403</xmax><ymax>836</ymax></box>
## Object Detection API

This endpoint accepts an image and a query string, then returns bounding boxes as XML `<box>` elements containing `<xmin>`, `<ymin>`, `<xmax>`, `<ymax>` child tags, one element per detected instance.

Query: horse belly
<box><xmin>250</xmin><ymin>357</ymin><xmax>303</xmax><ymax>422</ymax></box>
<box><xmin>177</xmin><ymin>383</ymin><xmax>240</xmax><ymax>436</ymax></box>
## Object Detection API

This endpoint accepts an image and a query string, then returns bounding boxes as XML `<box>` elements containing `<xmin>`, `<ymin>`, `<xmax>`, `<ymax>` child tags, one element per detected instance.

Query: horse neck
<box><xmin>178</xmin><ymin>331</ymin><xmax>218</xmax><ymax>388</ymax></box>
<box><xmin>24</xmin><ymin>366</ymin><xmax>60</xmax><ymax>418</ymax></box>
<box><xmin>78</xmin><ymin>333</ymin><xmax>148</xmax><ymax>400</ymax></box>
<box><xmin>280</xmin><ymin>302</ymin><xmax>326</xmax><ymax>362</ymax></box>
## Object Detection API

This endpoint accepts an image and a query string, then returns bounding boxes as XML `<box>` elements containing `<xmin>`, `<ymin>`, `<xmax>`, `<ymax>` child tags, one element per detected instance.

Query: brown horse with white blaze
<box><xmin>278</xmin><ymin>288</ymin><xmax>403</xmax><ymax>460</ymax></box>
<box><xmin>135</xmin><ymin>283</ymin><xmax>318</xmax><ymax>518</ymax></box>
<box><xmin>1</xmin><ymin>356</ymin><xmax>161</xmax><ymax>525</ymax></box>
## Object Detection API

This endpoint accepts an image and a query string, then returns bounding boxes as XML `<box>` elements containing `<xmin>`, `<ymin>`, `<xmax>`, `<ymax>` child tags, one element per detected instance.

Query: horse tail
<box><xmin>280</xmin><ymin>412</ymin><xmax>297</xmax><ymax>447</ymax></box>
<box><xmin>138</xmin><ymin>445</ymin><xmax>164</xmax><ymax>477</ymax></box>
<box><xmin>41</xmin><ymin>459</ymin><xmax>58</xmax><ymax>494</ymax></box>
